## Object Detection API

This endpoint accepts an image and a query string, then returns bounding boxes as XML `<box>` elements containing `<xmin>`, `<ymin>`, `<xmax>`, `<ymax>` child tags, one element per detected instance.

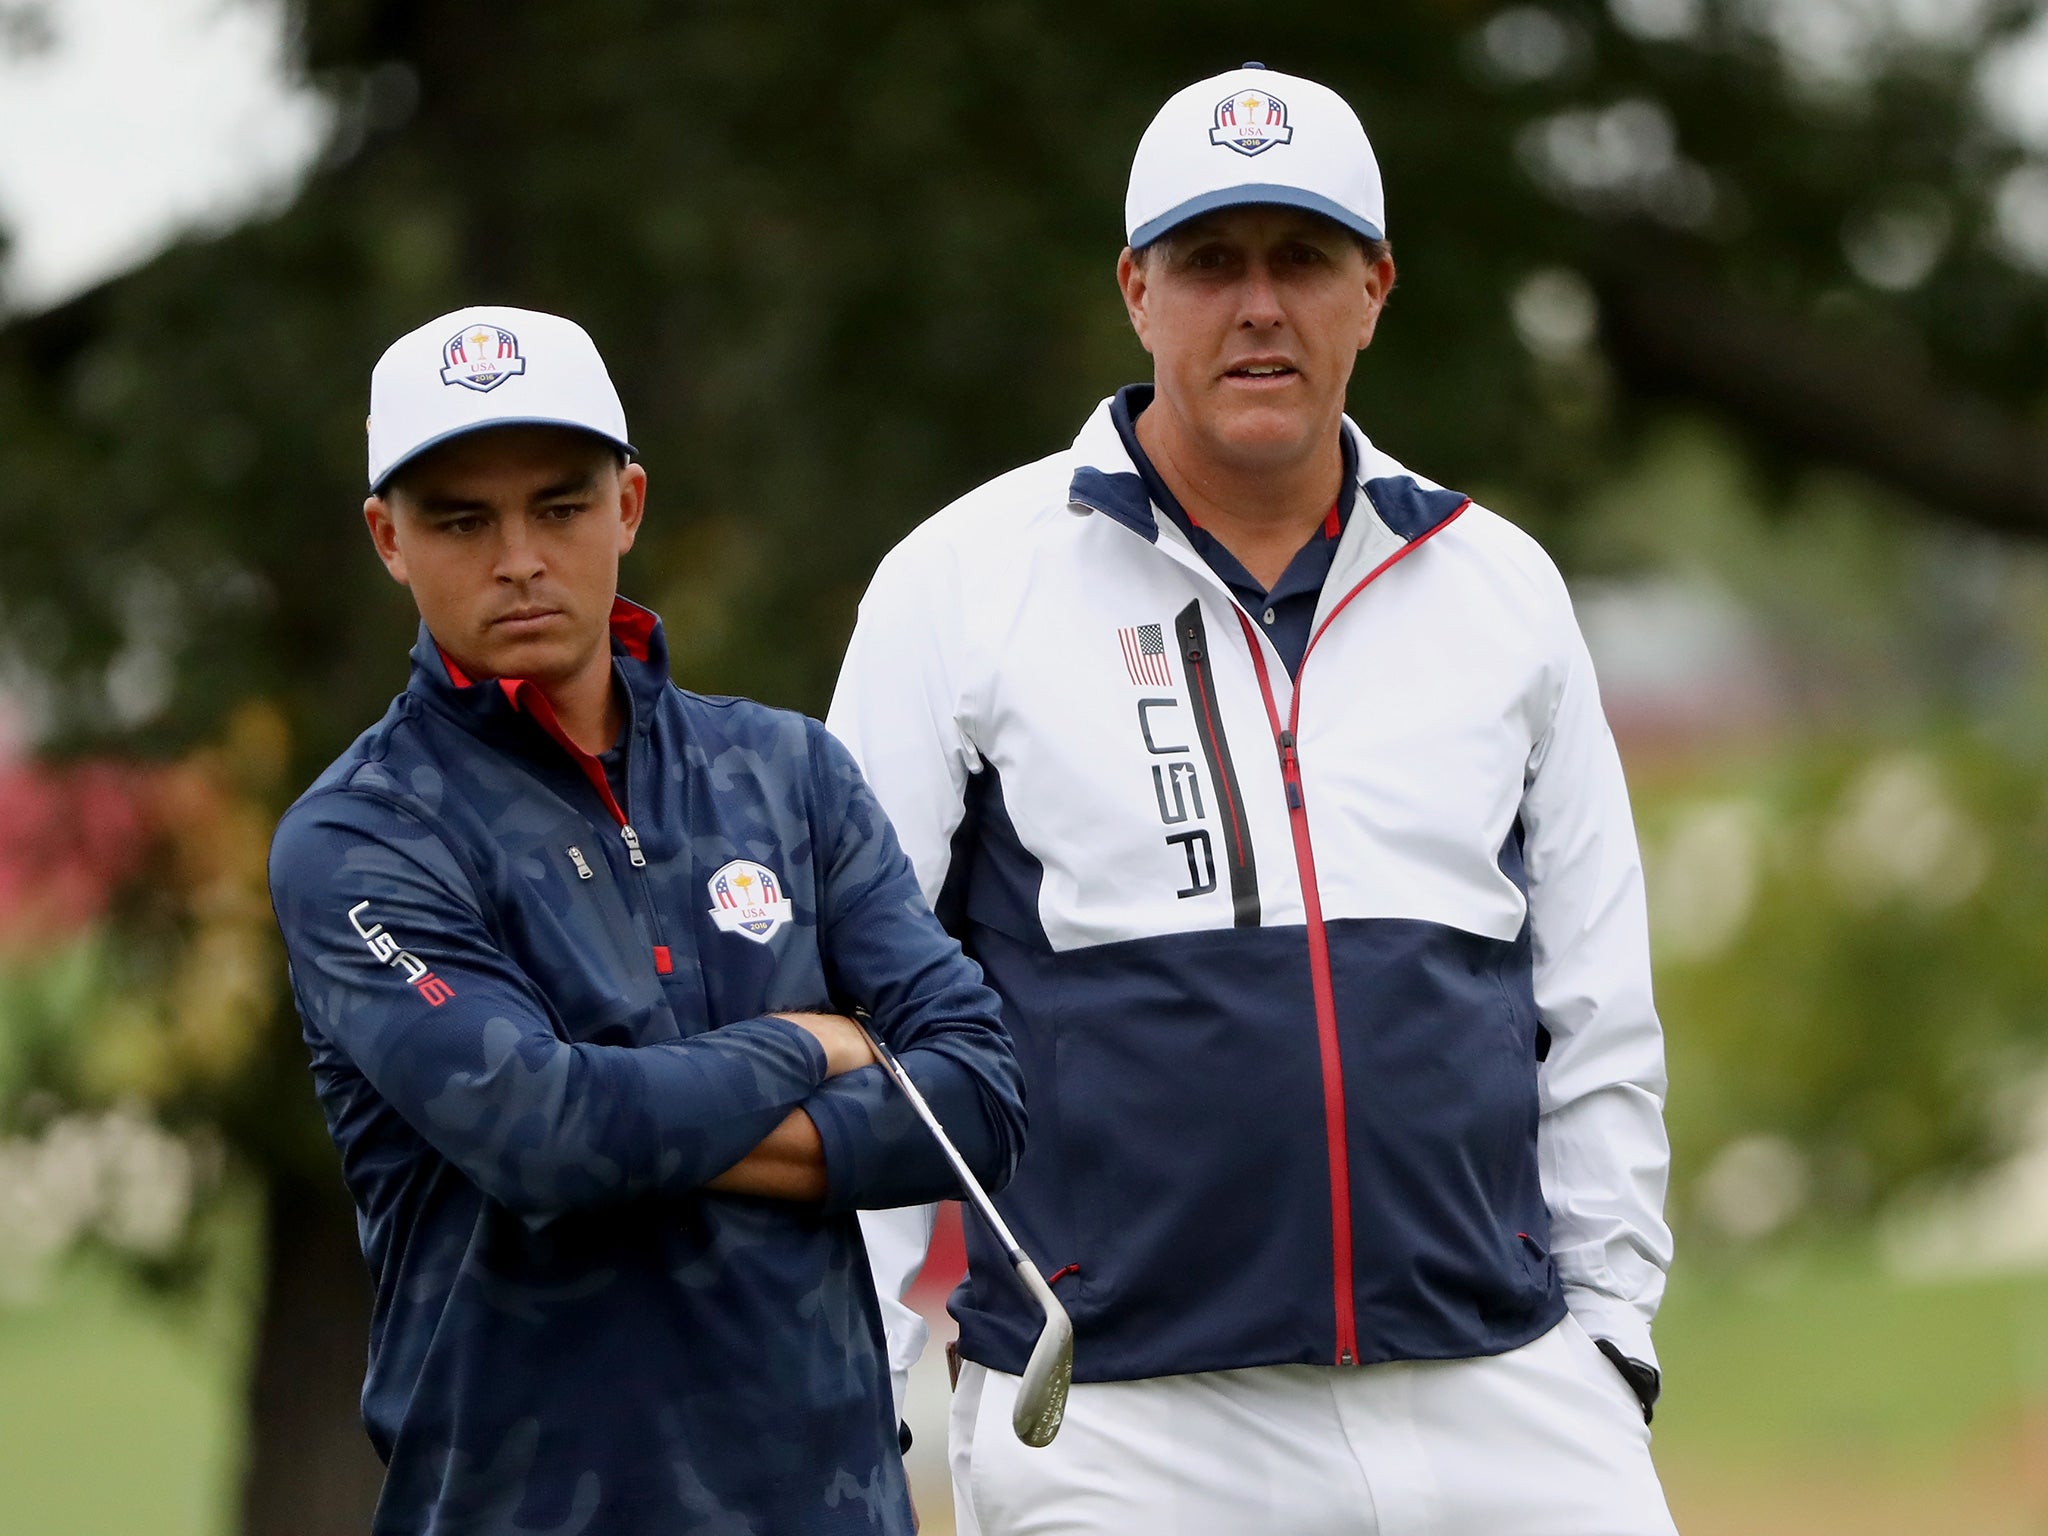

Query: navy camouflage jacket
<box><xmin>268</xmin><ymin>599</ymin><xmax>1025</xmax><ymax>1536</ymax></box>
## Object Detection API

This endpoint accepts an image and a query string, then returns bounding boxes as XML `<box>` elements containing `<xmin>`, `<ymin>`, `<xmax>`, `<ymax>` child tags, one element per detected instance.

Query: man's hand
<box><xmin>699</xmin><ymin>1014</ymin><xmax>877</xmax><ymax>1201</ymax></box>
<box><xmin>702</xmin><ymin>1108</ymin><xmax>831</xmax><ymax>1200</ymax></box>
<box><xmin>774</xmin><ymin>1011</ymin><xmax>877</xmax><ymax>1079</ymax></box>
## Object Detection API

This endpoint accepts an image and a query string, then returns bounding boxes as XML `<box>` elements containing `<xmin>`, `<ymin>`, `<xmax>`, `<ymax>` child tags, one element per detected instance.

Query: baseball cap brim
<box><xmin>1130</xmin><ymin>183</ymin><xmax>1385</xmax><ymax>250</ymax></box>
<box><xmin>373</xmin><ymin>417</ymin><xmax>639</xmax><ymax>495</ymax></box>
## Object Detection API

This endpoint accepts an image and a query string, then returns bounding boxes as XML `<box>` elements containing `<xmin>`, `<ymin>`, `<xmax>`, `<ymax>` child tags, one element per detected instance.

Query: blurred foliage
<box><xmin>1570</xmin><ymin>420</ymin><xmax>2048</xmax><ymax>1243</ymax></box>
<box><xmin>2</xmin><ymin>0</ymin><xmax>2047</xmax><ymax>764</ymax></box>
<box><xmin>0</xmin><ymin>706</ymin><xmax>291</xmax><ymax>1139</ymax></box>
<box><xmin>87</xmin><ymin>705</ymin><xmax>291</xmax><ymax>1110</ymax></box>
<box><xmin>0</xmin><ymin>3</ymin><xmax>53</xmax><ymax>62</ymax></box>
<box><xmin>0</xmin><ymin>704</ymin><xmax>291</xmax><ymax>1302</ymax></box>
<box><xmin>1644</xmin><ymin>734</ymin><xmax>2048</xmax><ymax>1239</ymax></box>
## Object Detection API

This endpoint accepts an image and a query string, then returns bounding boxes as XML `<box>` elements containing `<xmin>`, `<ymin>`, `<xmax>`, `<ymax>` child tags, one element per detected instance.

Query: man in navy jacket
<box><xmin>268</xmin><ymin>305</ymin><xmax>1025</xmax><ymax>1535</ymax></box>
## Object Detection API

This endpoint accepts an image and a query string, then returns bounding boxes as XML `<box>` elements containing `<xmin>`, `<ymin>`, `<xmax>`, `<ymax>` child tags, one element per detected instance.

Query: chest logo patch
<box><xmin>706</xmin><ymin>859</ymin><xmax>794</xmax><ymax>944</ymax></box>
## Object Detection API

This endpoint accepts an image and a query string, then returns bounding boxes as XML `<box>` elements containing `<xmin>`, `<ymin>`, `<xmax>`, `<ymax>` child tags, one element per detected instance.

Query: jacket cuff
<box><xmin>803</xmin><ymin>1064</ymin><xmax>892</xmax><ymax>1214</ymax></box>
<box><xmin>806</xmin><ymin>1052</ymin><xmax>1000</xmax><ymax>1214</ymax></box>
<box><xmin>746</xmin><ymin>1013</ymin><xmax>832</xmax><ymax>1086</ymax></box>
<box><xmin>1562</xmin><ymin>1282</ymin><xmax>1659</xmax><ymax>1375</ymax></box>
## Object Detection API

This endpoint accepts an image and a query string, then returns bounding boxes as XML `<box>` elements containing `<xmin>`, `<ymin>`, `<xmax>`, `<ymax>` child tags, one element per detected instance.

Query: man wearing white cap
<box><xmin>830</xmin><ymin>67</ymin><xmax>1677</xmax><ymax>1533</ymax></box>
<box><xmin>267</xmin><ymin>306</ymin><xmax>1026</xmax><ymax>1534</ymax></box>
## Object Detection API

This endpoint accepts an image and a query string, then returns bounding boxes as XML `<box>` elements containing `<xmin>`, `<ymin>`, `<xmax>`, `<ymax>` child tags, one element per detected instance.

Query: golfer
<box><xmin>268</xmin><ymin>305</ymin><xmax>1025</xmax><ymax>1535</ymax></box>
<box><xmin>831</xmin><ymin>67</ymin><xmax>1677</xmax><ymax>1534</ymax></box>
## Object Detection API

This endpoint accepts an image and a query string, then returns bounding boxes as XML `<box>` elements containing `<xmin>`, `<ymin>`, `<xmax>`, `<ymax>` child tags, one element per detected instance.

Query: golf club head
<box><xmin>1009</xmin><ymin>1259</ymin><xmax>1074</xmax><ymax>1447</ymax></box>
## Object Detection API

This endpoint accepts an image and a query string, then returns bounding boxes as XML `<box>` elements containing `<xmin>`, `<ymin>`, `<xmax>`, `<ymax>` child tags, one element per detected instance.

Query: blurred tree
<box><xmin>1643</xmin><ymin>733</ymin><xmax>2048</xmax><ymax>1239</ymax></box>
<box><xmin>1</xmin><ymin>1</ymin><xmax>2047</xmax><ymax>1530</ymax></box>
<box><xmin>0</xmin><ymin>2</ymin><xmax>53</xmax><ymax>60</ymax></box>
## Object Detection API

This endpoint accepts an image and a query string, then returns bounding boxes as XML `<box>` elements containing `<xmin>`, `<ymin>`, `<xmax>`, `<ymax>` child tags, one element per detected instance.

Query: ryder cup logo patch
<box><xmin>1210</xmin><ymin>90</ymin><xmax>1293</xmax><ymax>156</ymax></box>
<box><xmin>440</xmin><ymin>324</ymin><xmax>528</xmax><ymax>392</ymax></box>
<box><xmin>706</xmin><ymin>859</ymin><xmax>794</xmax><ymax>944</ymax></box>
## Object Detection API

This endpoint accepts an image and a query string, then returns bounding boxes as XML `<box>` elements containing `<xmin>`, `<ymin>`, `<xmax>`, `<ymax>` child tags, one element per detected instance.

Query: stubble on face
<box><xmin>1121</xmin><ymin>208</ymin><xmax>1390</xmax><ymax>481</ymax></box>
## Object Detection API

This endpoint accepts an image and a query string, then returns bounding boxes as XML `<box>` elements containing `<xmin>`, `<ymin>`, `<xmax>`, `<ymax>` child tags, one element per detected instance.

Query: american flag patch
<box><xmin>1118</xmin><ymin>623</ymin><xmax>1173</xmax><ymax>687</ymax></box>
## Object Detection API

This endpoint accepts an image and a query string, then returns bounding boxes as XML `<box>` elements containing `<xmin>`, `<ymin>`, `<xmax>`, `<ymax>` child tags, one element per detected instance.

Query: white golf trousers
<box><xmin>948</xmin><ymin>1316</ymin><xmax>1679</xmax><ymax>1536</ymax></box>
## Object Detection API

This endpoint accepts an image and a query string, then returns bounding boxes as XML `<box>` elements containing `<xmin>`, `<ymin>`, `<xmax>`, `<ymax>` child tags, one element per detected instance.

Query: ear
<box><xmin>363</xmin><ymin>495</ymin><xmax>410</xmax><ymax>585</ymax></box>
<box><xmin>1357</xmin><ymin>252</ymin><xmax>1397</xmax><ymax>351</ymax></box>
<box><xmin>1116</xmin><ymin>247</ymin><xmax>1157</xmax><ymax>355</ymax></box>
<box><xmin>615</xmin><ymin>461</ymin><xmax>648</xmax><ymax>556</ymax></box>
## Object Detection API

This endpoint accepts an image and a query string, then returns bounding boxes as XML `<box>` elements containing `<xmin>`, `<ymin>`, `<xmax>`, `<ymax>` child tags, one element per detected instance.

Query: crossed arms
<box><xmin>267</xmin><ymin>729</ymin><xmax>1025</xmax><ymax>1220</ymax></box>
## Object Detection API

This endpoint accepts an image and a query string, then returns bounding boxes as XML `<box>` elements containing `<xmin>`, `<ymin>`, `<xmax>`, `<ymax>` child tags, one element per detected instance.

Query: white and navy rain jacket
<box><xmin>828</xmin><ymin>394</ymin><xmax>1672</xmax><ymax>1402</ymax></box>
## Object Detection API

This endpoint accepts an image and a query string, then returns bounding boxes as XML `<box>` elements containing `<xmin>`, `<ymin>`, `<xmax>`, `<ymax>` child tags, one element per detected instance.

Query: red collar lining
<box><xmin>435</xmin><ymin>596</ymin><xmax>655</xmax><ymax>687</ymax></box>
<box><xmin>496</xmin><ymin>676</ymin><xmax>628</xmax><ymax>827</ymax></box>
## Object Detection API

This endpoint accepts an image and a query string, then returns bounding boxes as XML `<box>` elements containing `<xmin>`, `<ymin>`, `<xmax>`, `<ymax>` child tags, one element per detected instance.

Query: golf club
<box><xmin>853</xmin><ymin>1019</ymin><xmax>1073</xmax><ymax>1447</ymax></box>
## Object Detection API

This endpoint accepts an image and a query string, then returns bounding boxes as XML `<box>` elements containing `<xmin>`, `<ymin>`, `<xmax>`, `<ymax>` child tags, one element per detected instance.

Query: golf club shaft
<box><xmin>853</xmin><ymin>1021</ymin><xmax>1034</xmax><ymax>1270</ymax></box>
<box><xmin>854</xmin><ymin>1017</ymin><xmax>1074</xmax><ymax>1449</ymax></box>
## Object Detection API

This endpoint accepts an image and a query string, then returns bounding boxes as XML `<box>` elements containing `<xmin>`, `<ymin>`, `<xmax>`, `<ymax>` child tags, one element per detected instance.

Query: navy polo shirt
<box><xmin>1110</xmin><ymin>384</ymin><xmax>1355</xmax><ymax>680</ymax></box>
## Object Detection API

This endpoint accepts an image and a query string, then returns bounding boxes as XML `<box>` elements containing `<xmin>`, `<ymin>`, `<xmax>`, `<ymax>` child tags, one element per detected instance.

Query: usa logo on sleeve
<box><xmin>706</xmin><ymin>859</ymin><xmax>794</xmax><ymax>943</ymax></box>
<box><xmin>348</xmin><ymin>900</ymin><xmax>456</xmax><ymax>1006</ymax></box>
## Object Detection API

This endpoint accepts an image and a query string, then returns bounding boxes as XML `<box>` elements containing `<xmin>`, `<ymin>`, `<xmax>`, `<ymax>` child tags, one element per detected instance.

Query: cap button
<box><xmin>1241</xmin><ymin>60</ymin><xmax>1266</xmax><ymax>69</ymax></box>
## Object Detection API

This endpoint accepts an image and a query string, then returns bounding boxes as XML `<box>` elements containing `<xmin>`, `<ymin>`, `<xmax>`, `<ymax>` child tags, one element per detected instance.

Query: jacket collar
<box><xmin>1065</xmin><ymin>384</ymin><xmax>1468</xmax><ymax>553</ymax></box>
<box><xmin>407</xmin><ymin>595</ymin><xmax>671</xmax><ymax>741</ymax></box>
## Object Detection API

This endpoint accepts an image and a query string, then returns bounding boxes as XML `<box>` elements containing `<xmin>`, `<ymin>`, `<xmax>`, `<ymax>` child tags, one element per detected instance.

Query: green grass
<box><xmin>1</xmin><ymin>1238</ymin><xmax>2046</xmax><ymax>1533</ymax></box>
<box><xmin>0</xmin><ymin>1258</ymin><xmax>244</xmax><ymax>1536</ymax></box>
<box><xmin>1655</xmin><ymin>1249</ymin><xmax>2048</xmax><ymax>1472</ymax></box>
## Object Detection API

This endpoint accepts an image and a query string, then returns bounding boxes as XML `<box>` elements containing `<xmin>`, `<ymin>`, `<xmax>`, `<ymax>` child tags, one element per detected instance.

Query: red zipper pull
<box><xmin>1277</xmin><ymin>730</ymin><xmax>1303</xmax><ymax>808</ymax></box>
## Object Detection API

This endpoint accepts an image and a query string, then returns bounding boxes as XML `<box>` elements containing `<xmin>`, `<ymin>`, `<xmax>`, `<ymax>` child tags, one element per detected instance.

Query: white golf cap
<box><xmin>1125</xmin><ymin>64</ymin><xmax>1385</xmax><ymax>250</ymax></box>
<box><xmin>366</xmin><ymin>305</ymin><xmax>635</xmax><ymax>491</ymax></box>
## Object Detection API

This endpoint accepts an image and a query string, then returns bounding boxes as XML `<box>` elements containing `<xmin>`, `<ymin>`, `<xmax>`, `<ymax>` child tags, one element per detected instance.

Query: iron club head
<box><xmin>1010</xmin><ymin>1259</ymin><xmax>1074</xmax><ymax>1447</ymax></box>
<box><xmin>850</xmin><ymin>1017</ymin><xmax>1073</xmax><ymax>1445</ymax></box>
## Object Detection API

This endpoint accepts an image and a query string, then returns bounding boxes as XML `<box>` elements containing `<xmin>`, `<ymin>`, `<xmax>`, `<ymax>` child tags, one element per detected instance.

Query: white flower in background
<box><xmin>0</xmin><ymin>1132</ymin><xmax>94</xmax><ymax>1302</ymax></box>
<box><xmin>1696</xmin><ymin>1133</ymin><xmax>1812</xmax><ymax>1242</ymax></box>
<box><xmin>1824</xmin><ymin>752</ymin><xmax>1990</xmax><ymax>910</ymax></box>
<box><xmin>1648</xmin><ymin>798</ymin><xmax>1762</xmax><ymax>961</ymax></box>
<box><xmin>0</xmin><ymin>1105</ymin><xmax>203</xmax><ymax>1303</ymax></box>
<box><xmin>93</xmin><ymin>1106</ymin><xmax>195</xmax><ymax>1255</ymax></box>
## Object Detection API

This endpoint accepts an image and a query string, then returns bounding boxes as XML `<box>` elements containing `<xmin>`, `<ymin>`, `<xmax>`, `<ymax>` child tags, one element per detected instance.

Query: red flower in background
<box><xmin>0</xmin><ymin>759</ymin><xmax>159</xmax><ymax>953</ymax></box>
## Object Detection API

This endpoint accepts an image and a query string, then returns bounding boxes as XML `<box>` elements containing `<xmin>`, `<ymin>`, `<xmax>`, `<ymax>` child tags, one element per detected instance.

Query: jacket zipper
<box><xmin>1229</xmin><ymin>498</ymin><xmax>1471</xmax><ymax>1368</ymax></box>
<box><xmin>1173</xmin><ymin>600</ymin><xmax>1261</xmax><ymax>925</ymax></box>
<box><xmin>505</xmin><ymin>679</ymin><xmax>673</xmax><ymax>975</ymax></box>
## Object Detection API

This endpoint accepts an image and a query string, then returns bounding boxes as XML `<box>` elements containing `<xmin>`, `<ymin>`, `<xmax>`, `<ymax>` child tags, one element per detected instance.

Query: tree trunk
<box><xmin>238</xmin><ymin>1170</ymin><xmax>385</xmax><ymax>1536</ymax></box>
